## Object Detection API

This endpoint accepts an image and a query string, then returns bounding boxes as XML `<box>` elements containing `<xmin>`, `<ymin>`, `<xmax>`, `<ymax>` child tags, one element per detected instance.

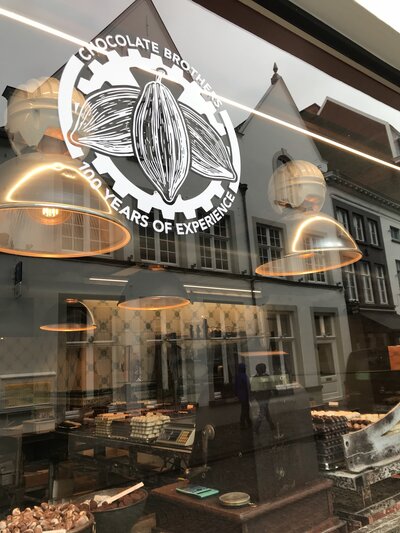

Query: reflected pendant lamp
<box><xmin>257</xmin><ymin>160</ymin><xmax>362</xmax><ymax>276</ymax></box>
<box><xmin>6</xmin><ymin>76</ymin><xmax>86</xmax><ymax>156</ymax></box>
<box><xmin>255</xmin><ymin>212</ymin><xmax>362</xmax><ymax>276</ymax></box>
<box><xmin>0</xmin><ymin>152</ymin><xmax>131</xmax><ymax>258</ymax></box>
<box><xmin>40</xmin><ymin>298</ymin><xmax>96</xmax><ymax>332</ymax></box>
<box><xmin>118</xmin><ymin>270</ymin><xmax>191</xmax><ymax>311</ymax></box>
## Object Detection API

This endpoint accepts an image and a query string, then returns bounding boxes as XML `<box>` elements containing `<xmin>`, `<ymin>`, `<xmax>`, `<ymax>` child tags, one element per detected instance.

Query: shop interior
<box><xmin>1</xmin><ymin>0</ymin><xmax>400</xmax><ymax>531</ymax></box>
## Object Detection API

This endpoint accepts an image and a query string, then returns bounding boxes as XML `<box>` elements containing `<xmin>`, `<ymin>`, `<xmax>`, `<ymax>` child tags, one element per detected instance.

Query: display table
<box><xmin>66</xmin><ymin>429</ymin><xmax>192</xmax><ymax>473</ymax></box>
<box><xmin>150</xmin><ymin>480</ymin><xmax>346</xmax><ymax>533</ymax></box>
<box><xmin>324</xmin><ymin>460</ymin><xmax>400</xmax><ymax>528</ymax></box>
<box><xmin>325</xmin><ymin>458</ymin><xmax>400</xmax><ymax>506</ymax></box>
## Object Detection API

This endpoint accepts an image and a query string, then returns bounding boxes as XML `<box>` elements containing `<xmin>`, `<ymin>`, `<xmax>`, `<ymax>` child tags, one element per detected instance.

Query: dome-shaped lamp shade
<box><xmin>0</xmin><ymin>152</ymin><xmax>131</xmax><ymax>258</ymax></box>
<box><xmin>40</xmin><ymin>299</ymin><xmax>96</xmax><ymax>332</ymax></box>
<box><xmin>118</xmin><ymin>270</ymin><xmax>191</xmax><ymax>311</ymax></box>
<box><xmin>6</xmin><ymin>77</ymin><xmax>85</xmax><ymax>156</ymax></box>
<box><xmin>269</xmin><ymin>160</ymin><xmax>326</xmax><ymax>214</ymax></box>
<box><xmin>255</xmin><ymin>213</ymin><xmax>362</xmax><ymax>277</ymax></box>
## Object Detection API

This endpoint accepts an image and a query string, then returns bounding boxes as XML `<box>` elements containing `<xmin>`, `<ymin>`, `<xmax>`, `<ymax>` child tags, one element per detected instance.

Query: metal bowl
<box><xmin>219</xmin><ymin>491</ymin><xmax>251</xmax><ymax>507</ymax></box>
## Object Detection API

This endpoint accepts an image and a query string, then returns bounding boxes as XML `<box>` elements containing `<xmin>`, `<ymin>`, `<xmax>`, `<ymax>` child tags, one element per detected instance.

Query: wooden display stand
<box><xmin>151</xmin><ymin>480</ymin><xmax>347</xmax><ymax>533</ymax></box>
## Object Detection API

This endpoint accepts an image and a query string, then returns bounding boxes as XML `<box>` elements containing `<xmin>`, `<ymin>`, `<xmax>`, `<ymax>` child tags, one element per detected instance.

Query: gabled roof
<box><xmin>236</xmin><ymin>80</ymin><xmax>277</xmax><ymax>135</ymax></box>
<box><xmin>236</xmin><ymin>68</ymin><xmax>325</xmax><ymax>167</ymax></box>
<box><xmin>301</xmin><ymin>97</ymin><xmax>400</xmax><ymax>201</ymax></box>
<box><xmin>302</xmin><ymin>97</ymin><xmax>395</xmax><ymax>160</ymax></box>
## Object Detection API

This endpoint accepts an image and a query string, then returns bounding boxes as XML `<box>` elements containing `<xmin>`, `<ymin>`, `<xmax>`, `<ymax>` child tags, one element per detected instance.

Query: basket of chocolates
<box><xmin>0</xmin><ymin>501</ymin><xmax>93</xmax><ymax>532</ymax></box>
<box><xmin>78</xmin><ymin>483</ymin><xmax>147</xmax><ymax>533</ymax></box>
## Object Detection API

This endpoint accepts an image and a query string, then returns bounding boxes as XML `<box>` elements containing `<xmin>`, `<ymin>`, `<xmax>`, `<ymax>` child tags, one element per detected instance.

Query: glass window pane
<box><xmin>317</xmin><ymin>344</ymin><xmax>335</xmax><ymax>376</ymax></box>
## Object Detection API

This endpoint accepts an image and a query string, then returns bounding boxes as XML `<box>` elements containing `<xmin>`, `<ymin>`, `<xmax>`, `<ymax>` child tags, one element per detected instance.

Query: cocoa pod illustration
<box><xmin>132</xmin><ymin>76</ymin><xmax>191</xmax><ymax>203</ymax></box>
<box><xmin>70</xmin><ymin>86</ymin><xmax>139</xmax><ymax>155</ymax></box>
<box><xmin>181</xmin><ymin>104</ymin><xmax>236</xmax><ymax>181</ymax></box>
<box><xmin>69</xmin><ymin>81</ymin><xmax>236</xmax><ymax>197</ymax></box>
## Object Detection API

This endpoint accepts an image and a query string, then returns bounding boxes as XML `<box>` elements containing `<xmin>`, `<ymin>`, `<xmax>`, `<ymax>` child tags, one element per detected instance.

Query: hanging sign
<box><xmin>59</xmin><ymin>36</ymin><xmax>241</xmax><ymax>235</ymax></box>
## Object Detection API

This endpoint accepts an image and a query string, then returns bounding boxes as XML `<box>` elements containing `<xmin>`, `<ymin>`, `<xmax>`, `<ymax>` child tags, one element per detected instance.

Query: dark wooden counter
<box><xmin>151</xmin><ymin>480</ymin><xmax>347</xmax><ymax>532</ymax></box>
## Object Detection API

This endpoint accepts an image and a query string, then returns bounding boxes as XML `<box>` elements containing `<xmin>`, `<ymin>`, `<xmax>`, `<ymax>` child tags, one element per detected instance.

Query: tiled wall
<box><xmin>59</xmin><ymin>300</ymin><xmax>262</xmax><ymax>401</ymax></box>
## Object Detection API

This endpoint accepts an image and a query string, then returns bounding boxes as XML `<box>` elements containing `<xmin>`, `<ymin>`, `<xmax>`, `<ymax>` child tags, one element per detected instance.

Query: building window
<box><xmin>61</xmin><ymin>214</ymin><xmax>111</xmax><ymax>256</ymax></box>
<box><xmin>375</xmin><ymin>265</ymin><xmax>388</xmax><ymax>304</ymax></box>
<box><xmin>199</xmin><ymin>217</ymin><xmax>230</xmax><ymax>271</ymax></box>
<box><xmin>314</xmin><ymin>314</ymin><xmax>338</xmax><ymax>377</ymax></box>
<box><xmin>256</xmin><ymin>223</ymin><xmax>283</xmax><ymax>269</ymax></box>
<box><xmin>303</xmin><ymin>235</ymin><xmax>326</xmax><ymax>283</ymax></box>
<box><xmin>391</xmin><ymin>226</ymin><xmax>400</xmax><ymax>241</ymax></box>
<box><xmin>343</xmin><ymin>263</ymin><xmax>358</xmax><ymax>301</ymax></box>
<box><xmin>139</xmin><ymin>214</ymin><xmax>177</xmax><ymax>264</ymax></box>
<box><xmin>336</xmin><ymin>207</ymin><xmax>350</xmax><ymax>231</ymax></box>
<box><xmin>359</xmin><ymin>262</ymin><xmax>374</xmax><ymax>303</ymax></box>
<box><xmin>352</xmin><ymin>214</ymin><xmax>365</xmax><ymax>241</ymax></box>
<box><xmin>368</xmin><ymin>219</ymin><xmax>379</xmax><ymax>246</ymax></box>
<box><xmin>264</xmin><ymin>311</ymin><xmax>296</xmax><ymax>381</ymax></box>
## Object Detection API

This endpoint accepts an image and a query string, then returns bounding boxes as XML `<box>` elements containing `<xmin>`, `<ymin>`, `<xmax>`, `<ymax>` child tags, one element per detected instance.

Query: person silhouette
<box><xmin>235</xmin><ymin>363</ymin><xmax>252</xmax><ymax>429</ymax></box>
<box><xmin>252</xmin><ymin>363</ymin><xmax>275</xmax><ymax>434</ymax></box>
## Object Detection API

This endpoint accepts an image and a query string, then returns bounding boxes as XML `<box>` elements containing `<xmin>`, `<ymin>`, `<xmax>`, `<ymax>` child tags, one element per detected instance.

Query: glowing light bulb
<box><xmin>42</xmin><ymin>207</ymin><xmax>59</xmax><ymax>218</ymax></box>
<box><xmin>28</xmin><ymin>206</ymin><xmax>72</xmax><ymax>226</ymax></box>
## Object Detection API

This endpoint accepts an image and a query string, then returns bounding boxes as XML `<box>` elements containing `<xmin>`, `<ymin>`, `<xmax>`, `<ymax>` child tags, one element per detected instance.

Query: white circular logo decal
<box><xmin>59</xmin><ymin>36</ymin><xmax>241</xmax><ymax>234</ymax></box>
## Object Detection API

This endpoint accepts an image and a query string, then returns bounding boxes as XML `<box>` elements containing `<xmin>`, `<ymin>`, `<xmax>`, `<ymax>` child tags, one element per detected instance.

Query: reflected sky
<box><xmin>356</xmin><ymin>0</ymin><xmax>400</xmax><ymax>34</ymax></box>
<box><xmin>0</xmin><ymin>0</ymin><xmax>399</xmax><ymax>134</ymax></box>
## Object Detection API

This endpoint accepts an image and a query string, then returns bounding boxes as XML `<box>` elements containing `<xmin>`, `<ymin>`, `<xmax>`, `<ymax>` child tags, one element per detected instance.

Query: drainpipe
<box><xmin>239</xmin><ymin>183</ymin><xmax>256</xmax><ymax>306</ymax></box>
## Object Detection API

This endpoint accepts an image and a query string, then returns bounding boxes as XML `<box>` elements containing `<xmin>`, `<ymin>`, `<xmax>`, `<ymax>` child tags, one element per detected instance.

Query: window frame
<box><xmin>303</xmin><ymin>234</ymin><xmax>327</xmax><ymax>284</ymax></box>
<box><xmin>359</xmin><ymin>261</ymin><xmax>374</xmax><ymax>303</ymax></box>
<box><xmin>343</xmin><ymin>262</ymin><xmax>358</xmax><ymax>301</ymax></box>
<box><xmin>138</xmin><ymin>211</ymin><xmax>178</xmax><ymax>265</ymax></box>
<box><xmin>256</xmin><ymin>222</ymin><xmax>284</xmax><ymax>270</ymax></box>
<box><xmin>314</xmin><ymin>313</ymin><xmax>339</xmax><ymax>380</ymax></box>
<box><xmin>375</xmin><ymin>264</ymin><xmax>388</xmax><ymax>304</ymax></box>
<box><xmin>264</xmin><ymin>310</ymin><xmax>297</xmax><ymax>381</ymax></box>
<box><xmin>367</xmin><ymin>219</ymin><xmax>379</xmax><ymax>246</ymax></box>
<box><xmin>336</xmin><ymin>207</ymin><xmax>350</xmax><ymax>232</ymax></box>
<box><xmin>352</xmin><ymin>213</ymin><xmax>365</xmax><ymax>242</ymax></box>
<box><xmin>391</xmin><ymin>226</ymin><xmax>400</xmax><ymax>242</ymax></box>
<box><xmin>198</xmin><ymin>215</ymin><xmax>232</xmax><ymax>272</ymax></box>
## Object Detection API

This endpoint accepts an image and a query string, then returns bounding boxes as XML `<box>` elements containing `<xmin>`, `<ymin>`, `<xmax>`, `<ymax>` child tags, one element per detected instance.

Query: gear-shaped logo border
<box><xmin>58</xmin><ymin>43</ymin><xmax>241</xmax><ymax>221</ymax></box>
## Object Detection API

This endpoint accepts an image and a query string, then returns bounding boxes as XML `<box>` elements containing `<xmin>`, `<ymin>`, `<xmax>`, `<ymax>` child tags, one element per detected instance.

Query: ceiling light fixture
<box><xmin>40</xmin><ymin>298</ymin><xmax>96</xmax><ymax>332</ymax></box>
<box><xmin>89</xmin><ymin>277</ymin><xmax>129</xmax><ymax>283</ymax></box>
<box><xmin>239</xmin><ymin>351</ymin><xmax>288</xmax><ymax>357</ymax></box>
<box><xmin>184</xmin><ymin>284</ymin><xmax>261</xmax><ymax>294</ymax></box>
<box><xmin>257</xmin><ymin>160</ymin><xmax>361</xmax><ymax>276</ymax></box>
<box><xmin>118</xmin><ymin>269</ymin><xmax>190</xmax><ymax>311</ymax></box>
<box><xmin>6</xmin><ymin>77</ymin><xmax>86</xmax><ymax>156</ymax></box>
<box><xmin>0</xmin><ymin>152</ymin><xmax>131</xmax><ymax>258</ymax></box>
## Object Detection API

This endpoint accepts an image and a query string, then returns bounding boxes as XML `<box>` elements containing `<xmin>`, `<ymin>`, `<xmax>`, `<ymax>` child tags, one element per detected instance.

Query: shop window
<box><xmin>139</xmin><ymin>212</ymin><xmax>177</xmax><ymax>265</ymax></box>
<box><xmin>391</xmin><ymin>226</ymin><xmax>400</xmax><ymax>241</ymax></box>
<box><xmin>359</xmin><ymin>262</ymin><xmax>374</xmax><ymax>303</ymax></box>
<box><xmin>343</xmin><ymin>263</ymin><xmax>358</xmax><ymax>301</ymax></box>
<box><xmin>375</xmin><ymin>264</ymin><xmax>388</xmax><ymax>304</ymax></box>
<box><xmin>336</xmin><ymin>207</ymin><xmax>350</xmax><ymax>232</ymax></box>
<box><xmin>314</xmin><ymin>314</ymin><xmax>338</xmax><ymax>377</ymax></box>
<box><xmin>303</xmin><ymin>235</ymin><xmax>326</xmax><ymax>283</ymax></box>
<box><xmin>256</xmin><ymin>223</ymin><xmax>283</xmax><ymax>268</ymax></box>
<box><xmin>199</xmin><ymin>216</ymin><xmax>231</xmax><ymax>271</ymax></box>
<box><xmin>352</xmin><ymin>214</ymin><xmax>365</xmax><ymax>241</ymax></box>
<box><xmin>368</xmin><ymin>219</ymin><xmax>379</xmax><ymax>246</ymax></box>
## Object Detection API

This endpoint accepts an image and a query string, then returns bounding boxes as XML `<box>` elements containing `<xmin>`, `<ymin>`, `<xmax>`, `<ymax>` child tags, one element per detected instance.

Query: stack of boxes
<box><xmin>130</xmin><ymin>412</ymin><xmax>171</xmax><ymax>442</ymax></box>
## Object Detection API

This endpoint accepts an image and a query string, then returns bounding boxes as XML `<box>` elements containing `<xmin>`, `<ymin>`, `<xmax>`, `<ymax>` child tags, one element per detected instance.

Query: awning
<box><xmin>361</xmin><ymin>310</ymin><xmax>400</xmax><ymax>330</ymax></box>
